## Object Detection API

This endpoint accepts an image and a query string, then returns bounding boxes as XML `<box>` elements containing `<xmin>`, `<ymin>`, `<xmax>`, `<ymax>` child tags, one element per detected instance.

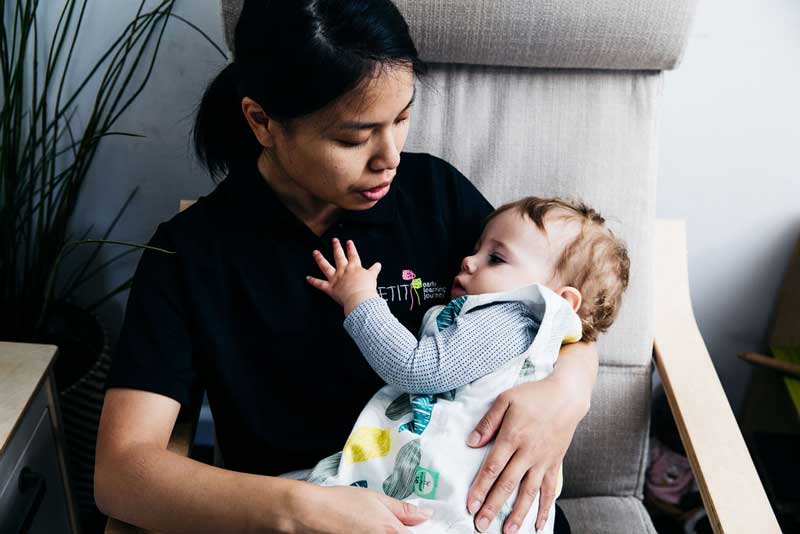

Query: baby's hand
<box><xmin>306</xmin><ymin>238</ymin><xmax>382</xmax><ymax>315</ymax></box>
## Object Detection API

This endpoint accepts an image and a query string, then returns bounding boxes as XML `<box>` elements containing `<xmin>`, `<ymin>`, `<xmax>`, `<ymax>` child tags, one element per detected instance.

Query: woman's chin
<box><xmin>347</xmin><ymin>194</ymin><xmax>381</xmax><ymax>210</ymax></box>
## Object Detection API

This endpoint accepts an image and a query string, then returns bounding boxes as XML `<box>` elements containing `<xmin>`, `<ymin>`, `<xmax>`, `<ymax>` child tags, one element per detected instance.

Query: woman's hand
<box><xmin>307</xmin><ymin>238</ymin><xmax>382</xmax><ymax>315</ymax></box>
<box><xmin>465</xmin><ymin>342</ymin><xmax>598</xmax><ymax>533</ymax></box>
<box><xmin>290</xmin><ymin>484</ymin><xmax>433</xmax><ymax>534</ymax></box>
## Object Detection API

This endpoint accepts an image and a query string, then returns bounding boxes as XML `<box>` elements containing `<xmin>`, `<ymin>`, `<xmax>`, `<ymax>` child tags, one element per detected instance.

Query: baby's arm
<box><xmin>305</xmin><ymin>238</ymin><xmax>536</xmax><ymax>394</ymax></box>
<box><xmin>344</xmin><ymin>297</ymin><xmax>536</xmax><ymax>394</ymax></box>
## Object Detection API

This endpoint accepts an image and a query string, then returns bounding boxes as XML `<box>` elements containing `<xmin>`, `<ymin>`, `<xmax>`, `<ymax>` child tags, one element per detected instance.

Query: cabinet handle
<box><xmin>12</xmin><ymin>467</ymin><xmax>47</xmax><ymax>533</ymax></box>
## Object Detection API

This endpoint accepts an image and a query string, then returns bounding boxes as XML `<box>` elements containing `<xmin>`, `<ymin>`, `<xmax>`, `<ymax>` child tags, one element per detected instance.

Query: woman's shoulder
<box><xmin>397</xmin><ymin>152</ymin><xmax>479</xmax><ymax>202</ymax></box>
<box><xmin>396</xmin><ymin>151</ymin><xmax>493</xmax><ymax>220</ymax></box>
<box><xmin>397</xmin><ymin>151</ymin><xmax>468</xmax><ymax>187</ymax></box>
<box><xmin>144</xmin><ymin>183</ymin><xmax>231</xmax><ymax>254</ymax></box>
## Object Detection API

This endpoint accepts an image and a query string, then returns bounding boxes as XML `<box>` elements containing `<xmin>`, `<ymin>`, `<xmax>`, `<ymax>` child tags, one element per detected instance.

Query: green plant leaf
<box><xmin>1</xmin><ymin>0</ymin><xmax>223</xmax><ymax>344</ymax></box>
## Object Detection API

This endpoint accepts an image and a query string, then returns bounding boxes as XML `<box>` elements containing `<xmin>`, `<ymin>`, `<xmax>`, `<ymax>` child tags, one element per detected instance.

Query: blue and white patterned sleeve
<box><xmin>343</xmin><ymin>296</ymin><xmax>537</xmax><ymax>394</ymax></box>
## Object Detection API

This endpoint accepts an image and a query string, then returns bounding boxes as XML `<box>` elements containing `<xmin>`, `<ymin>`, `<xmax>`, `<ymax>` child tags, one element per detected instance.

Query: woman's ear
<box><xmin>241</xmin><ymin>96</ymin><xmax>277</xmax><ymax>148</ymax></box>
<box><xmin>558</xmin><ymin>286</ymin><xmax>582</xmax><ymax>312</ymax></box>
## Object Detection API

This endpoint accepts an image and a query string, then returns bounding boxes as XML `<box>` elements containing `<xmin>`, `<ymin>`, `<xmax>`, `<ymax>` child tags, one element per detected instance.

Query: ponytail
<box><xmin>192</xmin><ymin>62</ymin><xmax>261</xmax><ymax>180</ymax></box>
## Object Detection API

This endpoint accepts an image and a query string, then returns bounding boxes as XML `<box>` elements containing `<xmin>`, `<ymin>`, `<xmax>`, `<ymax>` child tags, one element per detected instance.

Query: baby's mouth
<box><xmin>451</xmin><ymin>277</ymin><xmax>466</xmax><ymax>296</ymax></box>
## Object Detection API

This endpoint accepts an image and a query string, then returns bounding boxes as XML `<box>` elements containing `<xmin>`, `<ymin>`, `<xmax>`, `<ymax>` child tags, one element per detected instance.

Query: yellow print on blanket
<box><xmin>343</xmin><ymin>426</ymin><xmax>391</xmax><ymax>463</ymax></box>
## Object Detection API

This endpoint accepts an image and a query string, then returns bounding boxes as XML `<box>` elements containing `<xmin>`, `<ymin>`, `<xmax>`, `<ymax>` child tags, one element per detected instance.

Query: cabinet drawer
<box><xmin>0</xmin><ymin>382</ymin><xmax>47</xmax><ymax>482</ymax></box>
<box><xmin>0</xmin><ymin>386</ymin><xmax>72</xmax><ymax>533</ymax></box>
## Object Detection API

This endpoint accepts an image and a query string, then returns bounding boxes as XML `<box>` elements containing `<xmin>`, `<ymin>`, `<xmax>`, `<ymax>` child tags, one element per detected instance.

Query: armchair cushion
<box><xmin>395</xmin><ymin>0</ymin><xmax>698</xmax><ymax>70</ymax></box>
<box><xmin>558</xmin><ymin>495</ymin><xmax>658</xmax><ymax>533</ymax></box>
<box><xmin>221</xmin><ymin>0</ymin><xmax>698</xmax><ymax>70</ymax></box>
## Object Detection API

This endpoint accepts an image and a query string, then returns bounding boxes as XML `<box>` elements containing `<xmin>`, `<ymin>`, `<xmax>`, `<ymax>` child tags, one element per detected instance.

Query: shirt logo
<box><xmin>402</xmin><ymin>269</ymin><xmax>422</xmax><ymax>310</ymax></box>
<box><xmin>378</xmin><ymin>269</ymin><xmax>449</xmax><ymax>310</ymax></box>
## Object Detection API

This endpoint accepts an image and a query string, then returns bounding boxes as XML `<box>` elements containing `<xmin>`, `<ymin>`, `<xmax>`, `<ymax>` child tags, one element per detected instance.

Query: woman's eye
<box><xmin>395</xmin><ymin>115</ymin><xmax>410</xmax><ymax>124</ymax></box>
<box><xmin>338</xmin><ymin>139</ymin><xmax>368</xmax><ymax>148</ymax></box>
<box><xmin>489</xmin><ymin>254</ymin><xmax>504</xmax><ymax>264</ymax></box>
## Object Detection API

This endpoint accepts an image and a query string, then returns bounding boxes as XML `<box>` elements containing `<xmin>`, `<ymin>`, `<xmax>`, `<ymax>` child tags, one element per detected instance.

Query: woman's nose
<box><xmin>370</xmin><ymin>130</ymin><xmax>401</xmax><ymax>171</ymax></box>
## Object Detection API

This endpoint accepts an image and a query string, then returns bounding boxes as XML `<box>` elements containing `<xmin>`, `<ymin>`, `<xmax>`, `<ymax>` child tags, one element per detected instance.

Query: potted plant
<box><xmin>0</xmin><ymin>1</ymin><xmax>224</xmax><ymax>531</ymax></box>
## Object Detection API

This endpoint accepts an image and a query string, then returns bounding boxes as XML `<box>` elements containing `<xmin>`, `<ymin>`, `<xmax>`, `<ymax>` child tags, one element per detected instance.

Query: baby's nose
<box><xmin>461</xmin><ymin>256</ymin><xmax>476</xmax><ymax>273</ymax></box>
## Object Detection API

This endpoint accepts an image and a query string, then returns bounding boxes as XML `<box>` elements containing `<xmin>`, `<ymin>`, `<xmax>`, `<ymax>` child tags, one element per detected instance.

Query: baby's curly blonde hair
<box><xmin>486</xmin><ymin>196</ymin><xmax>630</xmax><ymax>342</ymax></box>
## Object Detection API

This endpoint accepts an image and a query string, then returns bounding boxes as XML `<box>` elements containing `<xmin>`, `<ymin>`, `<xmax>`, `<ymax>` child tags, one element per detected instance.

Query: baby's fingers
<box><xmin>368</xmin><ymin>262</ymin><xmax>382</xmax><ymax>275</ymax></box>
<box><xmin>312</xmin><ymin>250</ymin><xmax>335</xmax><ymax>279</ymax></box>
<box><xmin>345</xmin><ymin>240</ymin><xmax>362</xmax><ymax>267</ymax></box>
<box><xmin>305</xmin><ymin>275</ymin><xmax>332</xmax><ymax>295</ymax></box>
<box><xmin>332</xmin><ymin>237</ymin><xmax>348</xmax><ymax>269</ymax></box>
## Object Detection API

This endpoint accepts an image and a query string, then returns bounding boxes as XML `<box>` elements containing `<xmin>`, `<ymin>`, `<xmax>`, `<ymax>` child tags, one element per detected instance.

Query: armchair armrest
<box><xmin>653</xmin><ymin>219</ymin><xmax>781</xmax><ymax>533</ymax></box>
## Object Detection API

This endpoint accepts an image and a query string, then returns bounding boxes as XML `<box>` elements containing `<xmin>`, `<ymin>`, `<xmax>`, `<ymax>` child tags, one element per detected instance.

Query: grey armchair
<box><xmin>106</xmin><ymin>1</ymin><xmax>780</xmax><ymax>532</ymax></box>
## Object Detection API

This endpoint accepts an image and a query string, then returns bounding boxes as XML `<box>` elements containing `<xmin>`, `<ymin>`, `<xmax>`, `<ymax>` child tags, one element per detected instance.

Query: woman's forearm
<box><xmin>550</xmin><ymin>341</ymin><xmax>599</xmax><ymax>416</ymax></box>
<box><xmin>95</xmin><ymin>442</ymin><xmax>304</xmax><ymax>533</ymax></box>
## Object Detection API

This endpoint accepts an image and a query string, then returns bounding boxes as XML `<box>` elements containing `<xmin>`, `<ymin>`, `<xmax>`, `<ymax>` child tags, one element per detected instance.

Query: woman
<box><xmin>95</xmin><ymin>1</ymin><xmax>597</xmax><ymax>532</ymax></box>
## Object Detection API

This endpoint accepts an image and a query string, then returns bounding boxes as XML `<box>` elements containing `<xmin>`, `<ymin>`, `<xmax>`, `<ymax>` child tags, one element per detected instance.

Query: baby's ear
<box><xmin>558</xmin><ymin>286</ymin><xmax>582</xmax><ymax>312</ymax></box>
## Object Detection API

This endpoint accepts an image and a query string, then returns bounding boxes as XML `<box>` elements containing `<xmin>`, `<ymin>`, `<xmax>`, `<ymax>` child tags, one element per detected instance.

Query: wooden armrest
<box><xmin>104</xmin><ymin>399</ymin><xmax>201</xmax><ymax>534</ymax></box>
<box><xmin>653</xmin><ymin>219</ymin><xmax>780</xmax><ymax>533</ymax></box>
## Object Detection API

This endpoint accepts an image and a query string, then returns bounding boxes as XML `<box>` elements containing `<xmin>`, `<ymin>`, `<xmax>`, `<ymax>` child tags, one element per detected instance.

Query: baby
<box><xmin>305</xmin><ymin>196</ymin><xmax>630</xmax><ymax>534</ymax></box>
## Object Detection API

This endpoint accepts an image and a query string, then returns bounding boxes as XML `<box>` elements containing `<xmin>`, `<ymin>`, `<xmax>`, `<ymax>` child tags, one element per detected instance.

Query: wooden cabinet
<box><xmin>0</xmin><ymin>342</ymin><xmax>80</xmax><ymax>533</ymax></box>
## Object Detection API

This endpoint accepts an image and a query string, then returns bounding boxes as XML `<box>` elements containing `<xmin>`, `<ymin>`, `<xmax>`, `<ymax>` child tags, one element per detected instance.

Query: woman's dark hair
<box><xmin>193</xmin><ymin>0</ymin><xmax>427</xmax><ymax>179</ymax></box>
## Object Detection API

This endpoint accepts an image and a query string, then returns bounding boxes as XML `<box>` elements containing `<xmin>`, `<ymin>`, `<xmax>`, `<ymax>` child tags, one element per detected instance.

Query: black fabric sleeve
<box><xmin>105</xmin><ymin>223</ymin><xmax>200</xmax><ymax>408</ymax></box>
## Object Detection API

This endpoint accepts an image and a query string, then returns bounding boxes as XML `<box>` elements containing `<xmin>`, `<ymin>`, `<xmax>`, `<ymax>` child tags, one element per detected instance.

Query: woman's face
<box><xmin>253</xmin><ymin>65</ymin><xmax>415</xmax><ymax>212</ymax></box>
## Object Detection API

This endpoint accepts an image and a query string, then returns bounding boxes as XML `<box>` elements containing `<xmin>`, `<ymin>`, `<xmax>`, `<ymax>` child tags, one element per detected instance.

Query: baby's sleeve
<box><xmin>344</xmin><ymin>297</ymin><xmax>537</xmax><ymax>394</ymax></box>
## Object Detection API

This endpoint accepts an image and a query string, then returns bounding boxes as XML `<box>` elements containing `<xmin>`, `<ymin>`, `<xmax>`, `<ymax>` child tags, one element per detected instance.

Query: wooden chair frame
<box><xmin>102</xmin><ymin>219</ymin><xmax>781</xmax><ymax>533</ymax></box>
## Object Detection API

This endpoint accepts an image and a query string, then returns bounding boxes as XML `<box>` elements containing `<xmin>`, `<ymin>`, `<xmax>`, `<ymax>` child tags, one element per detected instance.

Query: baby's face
<box><xmin>451</xmin><ymin>209</ymin><xmax>576</xmax><ymax>298</ymax></box>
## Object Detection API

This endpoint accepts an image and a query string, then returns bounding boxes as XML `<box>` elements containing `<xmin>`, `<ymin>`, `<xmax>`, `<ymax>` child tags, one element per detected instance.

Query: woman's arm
<box><xmin>344</xmin><ymin>297</ymin><xmax>536</xmax><ymax>394</ymax></box>
<box><xmin>547</xmin><ymin>338</ymin><xmax>598</xmax><ymax>410</ymax></box>
<box><xmin>96</xmin><ymin>388</ymin><xmax>298</xmax><ymax>532</ymax></box>
<box><xmin>96</xmin><ymin>388</ymin><xmax>433</xmax><ymax>533</ymax></box>
<box><xmin>464</xmin><ymin>341</ymin><xmax>598</xmax><ymax>534</ymax></box>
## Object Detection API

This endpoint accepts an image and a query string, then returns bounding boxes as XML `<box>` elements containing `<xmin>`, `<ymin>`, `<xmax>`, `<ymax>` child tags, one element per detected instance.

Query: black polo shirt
<box><xmin>107</xmin><ymin>152</ymin><xmax>493</xmax><ymax>475</ymax></box>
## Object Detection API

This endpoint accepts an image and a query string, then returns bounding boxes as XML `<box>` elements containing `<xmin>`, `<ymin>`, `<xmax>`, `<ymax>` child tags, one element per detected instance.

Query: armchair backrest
<box><xmin>221</xmin><ymin>0</ymin><xmax>698</xmax><ymax>499</ymax></box>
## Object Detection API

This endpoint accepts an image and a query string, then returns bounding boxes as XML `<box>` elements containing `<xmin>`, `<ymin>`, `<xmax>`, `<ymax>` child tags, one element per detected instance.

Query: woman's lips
<box><xmin>358</xmin><ymin>182</ymin><xmax>391</xmax><ymax>201</ymax></box>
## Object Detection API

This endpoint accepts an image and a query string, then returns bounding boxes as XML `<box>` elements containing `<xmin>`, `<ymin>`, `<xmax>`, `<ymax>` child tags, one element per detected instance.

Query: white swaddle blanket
<box><xmin>308</xmin><ymin>283</ymin><xmax>582</xmax><ymax>533</ymax></box>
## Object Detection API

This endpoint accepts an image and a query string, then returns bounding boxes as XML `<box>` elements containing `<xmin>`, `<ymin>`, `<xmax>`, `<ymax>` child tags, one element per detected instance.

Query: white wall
<box><xmin>56</xmin><ymin>0</ymin><xmax>800</xmax><ymax>419</ymax></box>
<box><xmin>656</xmin><ymin>0</ymin><xmax>800</xmax><ymax>414</ymax></box>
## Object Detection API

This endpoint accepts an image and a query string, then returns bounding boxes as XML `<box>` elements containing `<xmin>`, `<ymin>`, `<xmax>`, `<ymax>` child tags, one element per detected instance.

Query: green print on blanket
<box><xmin>382</xmin><ymin>439</ymin><xmax>422</xmax><ymax>498</ymax></box>
<box><xmin>413</xmin><ymin>466</ymin><xmax>440</xmax><ymax>499</ymax></box>
<box><xmin>385</xmin><ymin>392</ymin><xmax>412</xmax><ymax>420</ymax></box>
<box><xmin>398</xmin><ymin>395</ymin><xmax>436</xmax><ymax>434</ymax></box>
<box><xmin>307</xmin><ymin>451</ymin><xmax>343</xmax><ymax>485</ymax></box>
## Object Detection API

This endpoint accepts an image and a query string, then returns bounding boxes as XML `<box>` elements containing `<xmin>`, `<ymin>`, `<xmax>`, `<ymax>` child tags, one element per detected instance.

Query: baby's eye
<box><xmin>489</xmin><ymin>254</ymin><xmax>505</xmax><ymax>264</ymax></box>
